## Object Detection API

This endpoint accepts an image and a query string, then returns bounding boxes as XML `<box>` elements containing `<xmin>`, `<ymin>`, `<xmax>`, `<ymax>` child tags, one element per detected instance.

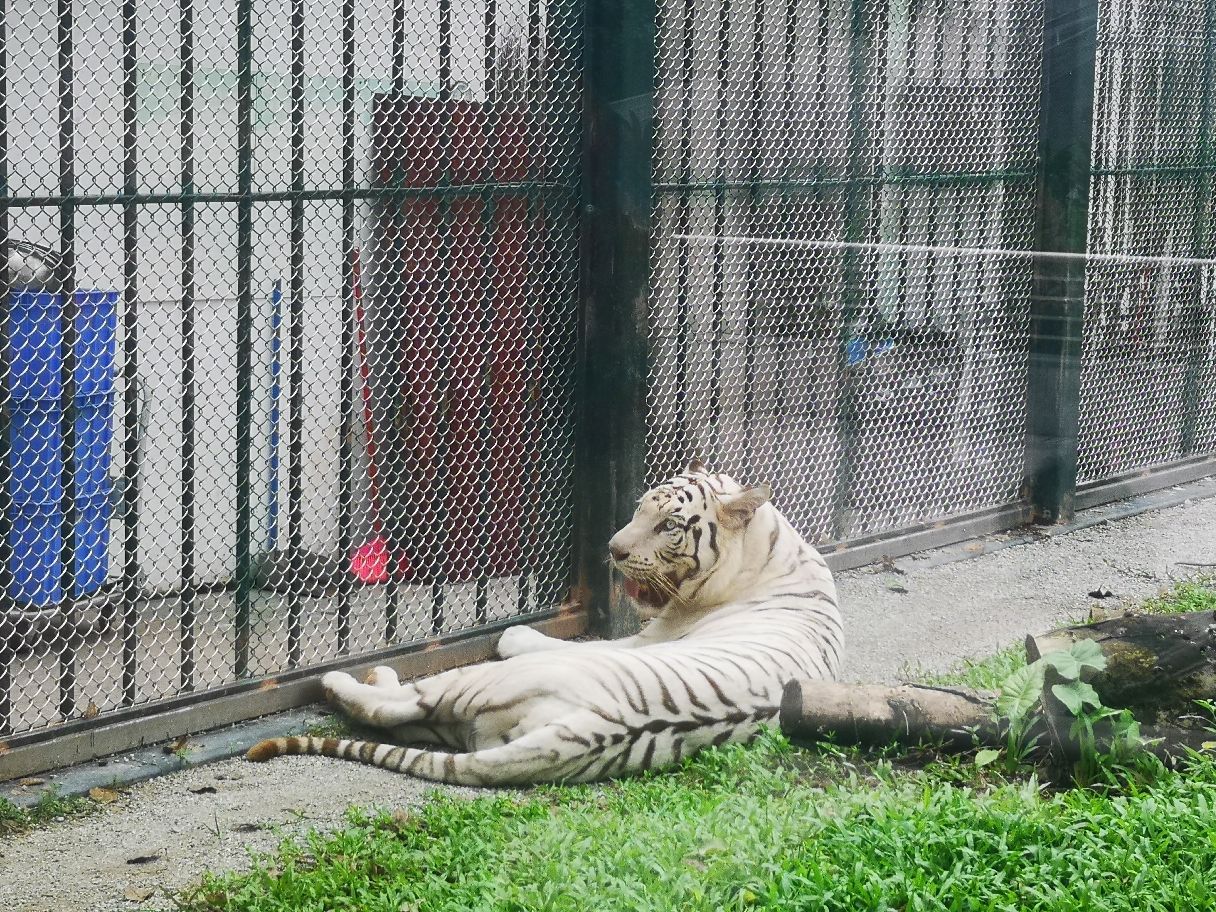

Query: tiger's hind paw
<box><xmin>363</xmin><ymin>665</ymin><xmax>400</xmax><ymax>689</ymax></box>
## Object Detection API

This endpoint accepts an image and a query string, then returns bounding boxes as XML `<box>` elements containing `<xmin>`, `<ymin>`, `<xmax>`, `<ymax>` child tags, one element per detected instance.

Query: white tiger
<box><xmin>246</xmin><ymin>460</ymin><xmax>843</xmax><ymax>784</ymax></box>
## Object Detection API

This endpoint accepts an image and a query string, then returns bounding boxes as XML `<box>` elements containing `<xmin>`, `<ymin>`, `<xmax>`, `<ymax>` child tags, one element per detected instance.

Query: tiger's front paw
<box><xmin>496</xmin><ymin>625</ymin><xmax>550</xmax><ymax>658</ymax></box>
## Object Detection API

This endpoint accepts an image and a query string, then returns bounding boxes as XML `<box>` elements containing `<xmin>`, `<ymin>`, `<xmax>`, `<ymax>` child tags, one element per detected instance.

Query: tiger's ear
<box><xmin>686</xmin><ymin>457</ymin><xmax>709</xmax><ymax>475</ymax></box>
<box><xmin>718</xmin><ymin>484</ymin><xmax>771</xmax><ymax>531</ymax></box>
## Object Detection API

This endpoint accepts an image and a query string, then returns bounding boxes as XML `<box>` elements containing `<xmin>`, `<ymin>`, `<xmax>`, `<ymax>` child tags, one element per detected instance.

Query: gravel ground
<box><xmin>2</xmin><ymin>489</ymin><xmax>1215</xmax><ymax>911</ymax></box>
<box><xmin>839</xmin><ymin>488</ymin><xmax>1216</xmax><ymax>682</ymax></box>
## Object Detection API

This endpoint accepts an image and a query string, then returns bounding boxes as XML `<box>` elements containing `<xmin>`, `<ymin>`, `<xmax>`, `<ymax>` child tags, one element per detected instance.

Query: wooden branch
<box><xmin>778</xmin><ymin>680</ymin><xmax>1000</xmax><ymax>751</ymax></box>
<box><xmin>779</xmin><ymin>678</ymin><xmax>1214</xmax><ymax>765</ymax></box>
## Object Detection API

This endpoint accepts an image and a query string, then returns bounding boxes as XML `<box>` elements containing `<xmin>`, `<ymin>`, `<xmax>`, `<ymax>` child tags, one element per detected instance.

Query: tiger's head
<box><xmin>608</xmin><ymin>459</ymin><xmax>772</xmax><ymax>616</ymax></box>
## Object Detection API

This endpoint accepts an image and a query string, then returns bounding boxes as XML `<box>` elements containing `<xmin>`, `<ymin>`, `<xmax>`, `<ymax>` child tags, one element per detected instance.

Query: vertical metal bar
<box><xmin>57</xmin><ymin>0</ymin><xmax>78</xmax><ymax>720</ymax></box>
<box><xmin>268</xmin><ymin>282</ymin><xmax>280</xmax><ymax>549</ymax></box>
<box><xmin>1023</xmin><ymin>0</ymin><xmax>1098</xmax><ymax>523</ymax></box>
<box><xmin>233</xmin><ymin>0</ymin><xmax>254</xmax><ymax>676</ymax></box>
<box><xmin>772</xmin><ymin>0</ymin><xmax>802</xmax><ymax>464</ymax></box>
<box><xmin>574</xmin><ymin>0</ymin><xmax>655</xmax><ymax>637</ymax></box>
<box><xmin>829</xmin><ymin>0</ymin><xmax>884</xmax><ymax>542</ymax></box>
<box><xmin>536</xmin><ymin>0</ymin><xmax>582</xmax><ymax>612</ymax></box>
<box><xmin>950</xmin><ymin>0</ymin><xmax>972</xmax><ymax>324</ymax></box>
<box><xmin>382</xmin><ymin>0</ymin><xmax>403</xmax><ymax>641</ymax></box>
<box><xmin>287</xmin><ymin>0</ymin><xmax>305</xmax><ymax>666</ymax></box>
<box><xmin>431</xmin><ymin>0</ymin><xmax>452</xmax><ymax>634</ymax></box>
<box><xmin>674</xmin><ymin>0</ymin><xmax>692</xmax><ymax>446</ymax></box>
<box><xmin>383</xmin><ymin>19</ymin><xmax>406</xmax><ymax>642</ymax></box>
<box><xmin>947</xmin><ymin>0</ymin><xmax>972</xmax><ymax>495</ymax></box>
<box><xmin>179</xmin><ymin>0</ymin><xmax>197</xmax><ymax>691</ymax></box>
<box><xmin>895</xmin><ymin>0</ymin><xmax>915</xmax><ymax>323</ymax></box>
<box><xmin>392</xmin><ymin>0</ymin><xmax>406</xmax><ymax>93</ymax></box>
<box><xmin>515</xmin><ymin>0</ymin><xmax>542</xmax><ymax>615</ymax></box>
<box><xmin>709</xmin><ymin>0</ymin><xmax>728</xmax><ymax>451</ymax></box>
<box><xmin>0</xmin><ymin>0</ymin><xmax>11</xmax><ymax>735</ymax></box>
<box><xmin>1179</xmin><ymin>0</ymin><xmax>1215</xmax><ymax>455</ymax></box>
<box><xmin>475</xmin><ymin>0</ymin><xmax>498</xmax><ymax>627</ymax></box>
<box><xmin>121</xmin><ymin>0</ymin><xmax>140</xmax><ymax>706</ymax></box>
<box><xmin>742</xmin><ymin>0</ymin><xmax>763</xmax><ymax>456</ymax></box>
<box><xmin>781</xmin><ymin>0</ymin><xmax>796</xmax><ymax>183</ymax></box>
<box><xmin>924</xmin><ymin>0</ymin><xmax>946</xmax><ymax>315</ymax></box>
<box><xmin>337</xmin><ymin>0</ymin><xmax>356</xmax><ymax>651</ymax></box>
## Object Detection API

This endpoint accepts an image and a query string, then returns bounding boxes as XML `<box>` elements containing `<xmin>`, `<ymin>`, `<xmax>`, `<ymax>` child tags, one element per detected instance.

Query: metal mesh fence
<box><xmin>647</xmin><ymin>0</ymin><xmax>1045</xmax><ymax>544</ymax></box>
<box><xmin>2</xmin><ymin>0</ymin><xmax>1216</xmax><ymax>751</ymax></box>
<box><xmin>0</xmin><ymin>0</ymin><xmax>583</xmax><ymax>737</ymax></box>
<box><xmin>1078</xmin><ymin>0</ymin><xmax>1216</xmax><ymax>483</ymax></box>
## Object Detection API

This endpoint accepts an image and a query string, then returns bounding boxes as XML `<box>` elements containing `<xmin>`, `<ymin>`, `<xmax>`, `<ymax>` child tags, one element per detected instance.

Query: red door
<box><xmin>369</xmin><ymin>94</ymin><xmax>539</xmax><ymax>585</ymax></box>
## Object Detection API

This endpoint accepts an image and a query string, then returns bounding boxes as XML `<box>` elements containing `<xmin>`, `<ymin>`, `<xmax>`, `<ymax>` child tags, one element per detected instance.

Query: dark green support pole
<box><xmin>121</xmin><ymin>0</ymin><xmax>140</xmax><ymax>705</ymax></box>
<box><xmin>233</xmin><ymin>0</ymin><xmax>254</xmax><ymax>676</ymax></box>
<box><xmin>0</xmin><ymin>0</ymin><xmax>10</xmax><ymax>734</ymax></box>
<box><xmin>1023</xmin><ymin>0</ymin><xmax>1098</xmax><ymax>524</ymax></box>
<box><xmin>1179</xmin><ymin>0</ymin><xmax>1216</xmax><ymax>456</ymax></box>
<box><xmin>57</xmin><ymin>0</ymin><xmax>79</xmax><ymax>719</ymax></box>
<box><xmin>574</xmin><ymin>0</ymin><xmax>654</xmax><ymax>637</ymax></box>
<box><xmin>829</xmin><ymin>0</ymin><xmax>884</xmax><ymax>542</ymax></box>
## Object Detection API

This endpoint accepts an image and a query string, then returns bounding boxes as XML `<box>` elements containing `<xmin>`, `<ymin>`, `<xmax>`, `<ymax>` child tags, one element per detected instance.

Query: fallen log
<box><xmin>778</xmin><ymin>681</ymin><xmax>999</xmax><ymax>751</ymax></box>
<box><xmin>780</xmin><ymin>609</ymin><xmax>1216</xmax><ymax>764</ymax></box>
<box><xmin>1027</xmin><ymin>608</ymin><xmax>1216</xmax><ymax>728</ymax></box>
<box><xmin>779</xmin><ymin>679</ymin><xmax>1213</xmax><ymax>764</ymax></box>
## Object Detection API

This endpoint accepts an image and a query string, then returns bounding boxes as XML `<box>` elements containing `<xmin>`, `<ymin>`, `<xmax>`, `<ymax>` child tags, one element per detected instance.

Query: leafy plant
<box><xmin>983</xmin><ymin>637</ymin><xmax>1160</xmax><ymax>786</ymax></box>
<box><xmin>984</xmin><ymin>660</ymin><xmax>1046</xmax><ymax>773</ymax></box>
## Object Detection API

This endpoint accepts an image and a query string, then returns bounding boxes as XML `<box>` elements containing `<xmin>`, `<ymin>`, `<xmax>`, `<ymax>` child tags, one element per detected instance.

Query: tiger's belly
<box><xmin>433</xmin><ymin>644</ymin><xmax>790</xmax><ymax>762</ymax></box>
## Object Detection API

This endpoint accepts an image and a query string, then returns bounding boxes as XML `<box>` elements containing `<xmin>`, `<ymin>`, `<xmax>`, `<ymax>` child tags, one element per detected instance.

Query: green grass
<box><xmin>180</xmin><ymin>575</ymin><xmax>1216</xmax><ymax>911</ymax></box>
<box><xmin>181</xmin><ymin>732</ymin><xmax>1216</xmax><ymax>912</ymax></box>
<box><xmin>0</xmin><ymin>787</ymin><xmax>96</xmax><ymax>837</ymax></box>
<box><xmin>912</xmin><ymin>642</ymin><xmax>1027</xmax><ymax>691</ymax></box>
<box><xmin>1140</xmin><ymin>578</ymin><xmax>1216</xmax><ymax>615</ymax></box>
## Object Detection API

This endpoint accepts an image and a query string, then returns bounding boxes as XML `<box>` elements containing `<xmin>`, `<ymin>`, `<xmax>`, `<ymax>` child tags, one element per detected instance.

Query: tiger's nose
<box><xmin>609</xmin><ymin>543</ymin><xmax>629</xmax><ymax>562</ymax></box>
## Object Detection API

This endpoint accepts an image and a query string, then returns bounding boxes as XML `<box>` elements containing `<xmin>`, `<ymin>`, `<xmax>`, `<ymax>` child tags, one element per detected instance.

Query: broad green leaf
<box><xmin>974</xmin><ymin>749</ymin><xmax>1001</xmax><ymax>768</ymax></box>
<box><xmin>1051</xmin><ymin>681</ymin><xmax>1102</xmax><ymax>716</ymax></box>
<box><xmin>995</xmin><ymin>661</ymin><xmax>1046</xmax><ymax>722</ymax></box>
<box><xmin>1069</xmin><ymin>639</ymin><xmax>1108</xmax><ymax>672</ymax></box>
<box><xmin>1043</xmin><ymin>640</ymin><xmax>1107</xmax><ymax>680</ymax></box>
<box><xmin>1043</xmin><ymin>651</ymin><xmax>1080</xmax><ymax>680</ymax></box>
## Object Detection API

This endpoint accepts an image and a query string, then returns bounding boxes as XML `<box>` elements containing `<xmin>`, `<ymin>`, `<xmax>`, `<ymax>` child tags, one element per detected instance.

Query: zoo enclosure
<box><xmin>1</xmin><ymin>0</ymin><xmax>1215</xmax><ymax>776</ymax></box>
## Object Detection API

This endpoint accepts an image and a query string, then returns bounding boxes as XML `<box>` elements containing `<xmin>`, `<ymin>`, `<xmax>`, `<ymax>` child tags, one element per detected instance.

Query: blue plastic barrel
<box><xmin>6</xmin><ymin>289</ymin><xmax>117</xmax><ymax>605</ymax></box>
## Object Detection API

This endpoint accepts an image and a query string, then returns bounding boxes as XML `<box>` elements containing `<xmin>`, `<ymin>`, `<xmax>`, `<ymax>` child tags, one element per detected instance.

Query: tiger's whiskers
<box><xmin>646</xmin><ymin>569</ymin><xmax>689</xmax><ymax>609</ymax></box>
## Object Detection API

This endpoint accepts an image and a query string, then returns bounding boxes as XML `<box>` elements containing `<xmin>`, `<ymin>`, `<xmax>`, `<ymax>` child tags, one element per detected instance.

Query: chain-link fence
<box><xmin>1079</xmin><ymin>0</ymin><xmax>1216</xmax><ymax>483</ymax></box>
<box><xmin>2</xmin><ymin>0</ymin><xmax>1216</xmax><ymax>753</ymax></box>
<box><xmin>647</xmin><ymin>0</ymin><xmax>1216</xmax><ymax>548</ymax></box>
<box><xmin>0</xmin><ymin>0</ymin><xmax>583</xmax><ymax>738</ymax></box>
<box><xmin>648</xmin><ymin>0</ymin><xmax>1046</xmax><ymax>544</ymax></box>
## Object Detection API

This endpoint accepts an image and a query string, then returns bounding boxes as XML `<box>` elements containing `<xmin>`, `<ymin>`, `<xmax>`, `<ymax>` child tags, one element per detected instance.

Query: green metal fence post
<box><xmin>1179</xmin><ymin>0</ymin><xmax>1216</xmax><ymax>456</ymax></box>
<box><xmin>233</xmin><ymin>0</ymin><xmax>255</xmax><ymax>677</ymax></box>
<box><xmin>1024</xmin><ymin>0</ymin><xmax>1099</xmax><ymax>524</ymax></box>
<box><xmin>829</xmin><ymin>0</ymin><xmax>886</xmax><ymax>543</ymax></box>
<box><xmin>574</xmin><ymin>0</ymin><xmax>654</xmax><ymax>637</ymax></box>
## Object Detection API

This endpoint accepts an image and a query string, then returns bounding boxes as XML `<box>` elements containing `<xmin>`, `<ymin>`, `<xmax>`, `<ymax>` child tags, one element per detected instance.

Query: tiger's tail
<box><xmin>246</xmin><ymin>728</ymin><xmax>589</xmax><ymax>786</ymax></box>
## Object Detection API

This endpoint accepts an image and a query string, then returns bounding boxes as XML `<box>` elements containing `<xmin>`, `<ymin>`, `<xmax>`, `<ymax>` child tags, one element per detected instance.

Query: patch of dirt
<box><xmin>0</xmin><ymin>755</ymin><xmax>479</xmax><ymax>912</ymax></box>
